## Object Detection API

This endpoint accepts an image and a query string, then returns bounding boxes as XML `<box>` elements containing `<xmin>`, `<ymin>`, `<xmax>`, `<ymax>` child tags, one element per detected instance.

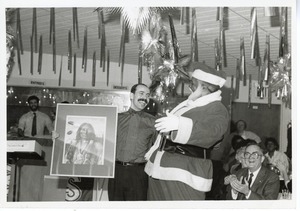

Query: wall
<box><xmin>7</xmin><ymin>51</ymin><xmax>291</xmax><ymax>151</ymax></box>
<box><xmin>223</xmin><ymin>77</ymin><xmax>291</xmax><ymax>151</ymax></box>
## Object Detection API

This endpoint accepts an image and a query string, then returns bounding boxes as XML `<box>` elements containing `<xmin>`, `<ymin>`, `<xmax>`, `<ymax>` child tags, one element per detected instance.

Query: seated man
<box><xmin>225</xmin><ymin>143</ymin><xmax>280</xmax><ymax>200</ymax></box>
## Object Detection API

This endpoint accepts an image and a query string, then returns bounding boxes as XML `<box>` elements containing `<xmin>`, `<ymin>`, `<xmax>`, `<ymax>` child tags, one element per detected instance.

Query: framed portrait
<box><xmin>50</xmin><ymin>104</ymin><xmax>118</xmax><ymax>178</ymax></box>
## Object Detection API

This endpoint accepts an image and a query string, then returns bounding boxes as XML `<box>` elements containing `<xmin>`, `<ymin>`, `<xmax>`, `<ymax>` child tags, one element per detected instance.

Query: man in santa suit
<box><xmin>144</xmin><ymin>62</ymin><xmax>229</xmax><ymax>200</ymax></box>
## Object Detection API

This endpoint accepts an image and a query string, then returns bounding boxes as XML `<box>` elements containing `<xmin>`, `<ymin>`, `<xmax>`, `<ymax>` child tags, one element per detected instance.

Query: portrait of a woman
<box><xmin>64</xmin><ymin>122</ymin><xmax>103</xmax><ymax>165</ymax></box>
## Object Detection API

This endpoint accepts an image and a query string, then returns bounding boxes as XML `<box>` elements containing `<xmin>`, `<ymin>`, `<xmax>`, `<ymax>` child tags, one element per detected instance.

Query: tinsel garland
<box><xmin>279</xmin><ymin>7</ymin><xmax>288</xmax><ymax>57</ymax></box>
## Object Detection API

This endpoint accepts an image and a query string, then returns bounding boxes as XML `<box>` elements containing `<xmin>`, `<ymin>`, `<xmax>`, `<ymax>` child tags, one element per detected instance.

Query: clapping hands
<box><xmin>225</xmin><ymin>175</ymin><xmax>250</xmax><ymax>196</ymax></box>
<box><xmin>231</xmin><ymin>176</ymin><xmax>250</xmax><ymax>196</ymax></box>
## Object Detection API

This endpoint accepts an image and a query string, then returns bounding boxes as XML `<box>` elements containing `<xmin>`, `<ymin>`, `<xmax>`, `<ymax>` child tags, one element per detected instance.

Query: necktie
<box><xmin>248</xmin><ymin>173</ymin><xmax>254</xmax><ymax>187</ymax></box>
<box><xmin>31</xmin><ymin>112</ymin><xmax>37</xmax><ymax>136</ymax></box>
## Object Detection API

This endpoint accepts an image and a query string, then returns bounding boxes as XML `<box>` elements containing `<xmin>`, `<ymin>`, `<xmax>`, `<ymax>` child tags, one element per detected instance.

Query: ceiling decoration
<box><xmin>6</xmin><ymin>7</ymin><xmax>291</xmax><ymax>106</ymax></box>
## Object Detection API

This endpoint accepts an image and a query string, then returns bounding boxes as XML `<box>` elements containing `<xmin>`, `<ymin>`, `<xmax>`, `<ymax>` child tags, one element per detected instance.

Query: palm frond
<box><xmin>99</xmin><ymin>7</ymin><xmax>178</xmax><ymax>34</ymax></box>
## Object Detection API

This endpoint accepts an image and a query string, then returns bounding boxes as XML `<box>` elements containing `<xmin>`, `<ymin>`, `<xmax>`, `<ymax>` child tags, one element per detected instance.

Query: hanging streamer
<box><xmin>220</xmin><ymin>27</ymin><xmax>227</xmax><ymax>67</ymax></box>
<box><xmin>214</xmin><ymin>38</ymin><xmax>221</xmax><ymax>71</ymax></box>
<box><xmin>218</xmin><ymin>7</ymin><xmax>225</xmax><ymax>69</ymax></box>
<box><xmin>264</xmin><ymin>7</ymin><xmax>276</xmax><ymax>16</ymax></box>
<box><xmin>72</xmin><ymin>7</ymin><xmax>80</xmax><ymax>48</ymax></box>
<box><xmin>120</xmin><ymin>42</ymin><xmax>125</xmax><ymax>86</ymax></box>
<box><xmin>169</xmin><ymin>15</ymin><xmax>179</xmax><ymax>63</ymax></box>
<box><xmin>16</xmin><ymin>9</ymin><xmax>23</xmax><ymax>54</ymax></box>
<box><xmin>138</xmin><ymin>44</ymin><xmax>143</xmax><ymax>84</ymax></box>
<box><xmin>92</xmin><ymin>51</ymin><xmax>96</xmax><ymax>87</ymax></box>
<box><xmin>107</xmin><ymin>49</ymin><xmax>110</xmax><ymax>87</ymax></box>
<box><xmin>279</xmin><ymin>7</ymin><xmax>288</xmax><ymax>57</ymax></box>
<box><xmin>82</xmin><ymin>28</ymin><xmax>88</xmax><ymax>72</ymax></box>
<box><xmin>185</xmin><ymin>7</ymin><xmax>190</xmax><ymax>34</ymax></box>
<box><xmin>119</xmin><ymin>17</ymin><xmax>126</xmax><ymax>86</ymax></box>
<box><xmin>72</xmin><ymin>8</ymin><xmax>77</xmax><ymax>42</ymax></box>
<box><xmin>263</xmin><ymin>34</ymin><xmax>270</xmax><ymax>83</ymax></box>
<box><xmin>32</xmin><ymin>8</ymin><xmax>37</xmax><ymax>53</ymax></box>
<box><xmin>82</xmin><ymin>28</ymin><xmax>86</xmax><ymax>69</ymax></box>
<box><xmin>250</xmin><ymin>7</ymin><xmax>257</xmax><ymax>60</ymax></box>
<box><xmin>52</xmin><ymin>8</ymin><xmax>56</xmax><ymax>74</ymax></box>
<box><xmin>68</xmin><ymin>30</ymin><xmax>72</xmax><ymax>72</ymax></box>
<box><xmin>257</xmin><ymin>57</ymin><xmax>264</xmax><ymax>99</ymax></box>
<box><xmin>75</xmin><ymin>8</ymin><xmax>79</xmax><ymax>48</ymax></box>
<box><xmin>98</xmin><ymin>8</ymin><xmax>106</xmax><ymax>70</ymax></box>
<box><xmin>119</xmin><ymin>17</ymin><xmax>126</xmax><ymax>67</ymax></box>
<box><xmin>49</xmin><ymin>9</ymin><xmax>52</xmax><ymax>44</ymax></box>
<box><xmin>30</xmin><ymin>35</ymin><xmax>33</xmax><ymax>75</ymax></box>
<box><xmin>37</xmin><ymin>35</ymin><xmax>43</xmax><ymax>74</ymax></box>
<box><xmin>72</xmin><ymin>8</ymin><xmax>80</xmax><ymax>48</ymax></box>
<box><xmin>248</xmin><ymin>74</ymin><xmax>252</xmax><ymax>108</ymax></box>
<box><xmin>240</xmin><ymin>37</ymin><xmax>246</xmax><ymax>86</ymax></box>
<box><xmin>84</xmin><ymin>28</ymin><xmax>88</xmax><ymax>73</ymax></box>
<box><xmin>235</xmin><ymin>58</ymin><xmax>240</xmax><ymax>99</ymax></box>
<box><xmin>16</xmin><ymin>32</ymin><xmax>22</xmax><ymax>75</ymax></box>
<box><xmin>97</xmin><ymin>8</ymin><xmax>104</xmax><ymax>39</ymax></box>
<box><xmin>58</xmin><ymin>55</ymin><xmax>63</xmax><ymax>86</ymax></box>
<box><xmin>73</xmin><ymin>53</ymin><xmax>76</xmax><ymax>87</ymax></box>
<box><xmin>268</xmin><ymin>87</ymin><xmax>272</xmax><ymax>108</ymax></box>
<box><xmin>229</xmin><ymin>75</ymin><xmax>234</xmax><ymax>121</ymax></box>
<box><xmin>191</xmin><ymin>8</ymin><xmax>198</xmax><ymax>62</ymax></box>
<box><xmin>101</xmin><ymin>23</ymin><xmax>106</xmax><ymax>71</ymax></box>
<box><xmin>216</xmin><ymin>7</ymin><xmax>222</xmax><ymax>21</ymax></box>
<box><xmin>180</xmin><ymin>7</ymin><xmax>184</xmax><ymax>25</ymax></box>
<box><xmin>72</xmin><ymin>8</ymin><xmax>75</xmax><ymax>41</ymax></box>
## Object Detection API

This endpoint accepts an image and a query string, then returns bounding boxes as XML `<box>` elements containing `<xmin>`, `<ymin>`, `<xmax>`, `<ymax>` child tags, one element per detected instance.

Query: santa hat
<box><xmin>190</xmin><ymin>62</ymin><xmax>227</xmax><ymax>87</ymax></box>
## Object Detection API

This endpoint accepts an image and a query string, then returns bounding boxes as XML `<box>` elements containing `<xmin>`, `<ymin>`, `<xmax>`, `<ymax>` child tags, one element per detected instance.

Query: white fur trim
<box><xmin>145</xmin><ymin>152</ymin><xmax>212</xmax><ymax>192</ymax></box>
<box><xmin>192</xmin><ymin>69</ymin><xmax>226</xmax><ymax>87</ymax></box>
<box><xmin>144</xmin><ymin>134</ymin><xmax>162</xmax><ymax>160</ymax></box>
<box><xmin>173</xmin><ymin>116</ymin><xmax>193</xmax><ymax>144</ymax></box>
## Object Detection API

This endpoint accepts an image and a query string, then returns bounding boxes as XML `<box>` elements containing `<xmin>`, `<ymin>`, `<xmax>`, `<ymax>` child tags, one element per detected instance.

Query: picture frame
<box><xmin>50</xmin><ymin>104</ymin><xmax>118</xmax><ymax>178</ymax></box>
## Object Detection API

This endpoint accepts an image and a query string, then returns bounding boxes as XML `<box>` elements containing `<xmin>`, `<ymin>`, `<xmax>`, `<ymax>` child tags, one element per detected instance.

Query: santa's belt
<box><xmin>161</xmin><ymin>138</ymin><xmax>209</xmax><ymax>159</ymax></box>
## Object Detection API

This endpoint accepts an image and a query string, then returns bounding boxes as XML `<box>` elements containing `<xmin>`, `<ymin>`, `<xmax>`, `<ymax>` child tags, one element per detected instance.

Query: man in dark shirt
<box><xmin>108</xmin><ymin>83</ymin><xmax>157</xmax><ymax>201</ymax></box>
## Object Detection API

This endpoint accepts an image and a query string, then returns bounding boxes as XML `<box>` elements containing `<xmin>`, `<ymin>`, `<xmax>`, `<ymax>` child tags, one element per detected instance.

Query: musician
<box><xmin>18</xmin><ymin>95</ymin><xmax>53</xmax><ymax>138</ymax></box>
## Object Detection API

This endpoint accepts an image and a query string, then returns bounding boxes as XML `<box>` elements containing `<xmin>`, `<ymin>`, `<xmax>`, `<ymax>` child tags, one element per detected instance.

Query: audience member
<box><xmin>225</xmin><ymin>143</ymin><xmax>280</xmax><ymax>200</ymax></box>
<box><xmin>226</xmin><ymin>135</ymin><xmax>249</xmax><ymax>174</ymax></box>
<box><xmin>234</xmin><ymin>120</ymin><xmax>262</xmax><ymax>144</ymax></box>
<box><xmin>18</xmin><ymin>95</ymin><xmax>53</xmax><ymax>138</ymax></box>
<box><xmin>264</xmin><ymin>137</ymin><xmax>291</xmax><ymax>192</ymax></box>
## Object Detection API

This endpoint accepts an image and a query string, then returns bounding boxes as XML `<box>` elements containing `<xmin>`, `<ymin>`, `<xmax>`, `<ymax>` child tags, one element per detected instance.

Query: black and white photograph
<box><xmin>63</xmin><ymin>116</ymin><xmax>106</xmax><ymax>165</ymax></box>
<box><xmin>50</xmin><ymin>104</ymin><xmax>117</xmax><ymax>178</ymax></box>
<box><xmin>2</xmin><ymin>0</ymin><xmax>299</xmax><ymax>210</ymax></box>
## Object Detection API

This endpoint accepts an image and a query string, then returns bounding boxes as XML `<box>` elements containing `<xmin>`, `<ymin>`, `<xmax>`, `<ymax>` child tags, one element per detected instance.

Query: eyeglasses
<box><xmin>244</xmin><ymin>152</ymin><xmax>262</xmax><ymax>159</ymax></box>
